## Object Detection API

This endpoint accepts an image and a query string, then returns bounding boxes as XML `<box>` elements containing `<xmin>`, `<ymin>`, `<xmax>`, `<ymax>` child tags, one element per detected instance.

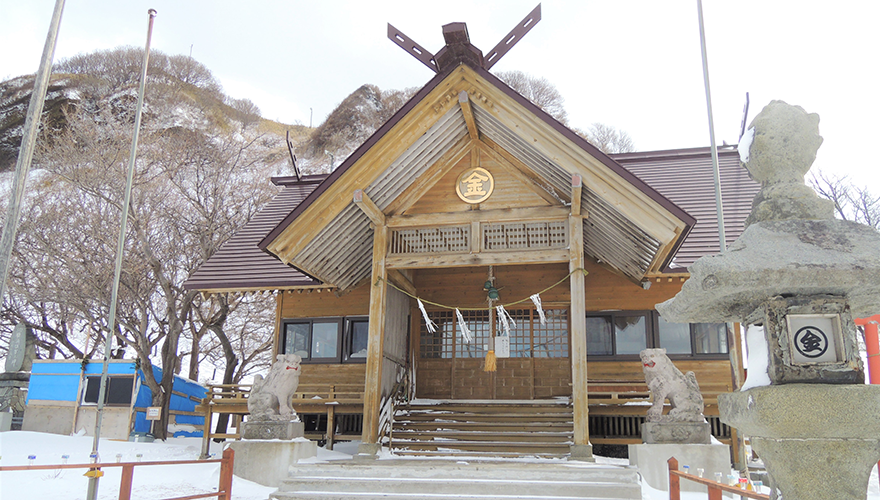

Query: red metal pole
<box><xmin>856</xmin><ymin>314</ymin><xmax>880</xmax><ymax>491</ymax></box>
<box><xmin>118</xmin><ymin>464</ymin><xmax>134</xmax><ymax>500</ymax></box>
<box><xmin>218</xmin><ymin>448</ymin><xmax>234</xmax><ymax>500</ymax></box>
<box><xmin>668</xmin><ymin>457</ymin><xmax>680</xmax><ymax>500</ymax></box>
<box><xmin>855</xmin><ymin>315</ymin><xmax>880</xmax><ymax>384</ymax></box>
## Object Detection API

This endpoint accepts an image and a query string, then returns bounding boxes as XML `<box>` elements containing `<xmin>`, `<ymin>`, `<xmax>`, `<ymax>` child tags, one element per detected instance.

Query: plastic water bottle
<box><xmin>61</xmin><ymin>454</ymin><xmax>69</xmax><ymax>464</ymax></box>
<box><xmin>27</xmin><ymin>455</ymin><xmax>35</xmax><ymax>466</ymax></box>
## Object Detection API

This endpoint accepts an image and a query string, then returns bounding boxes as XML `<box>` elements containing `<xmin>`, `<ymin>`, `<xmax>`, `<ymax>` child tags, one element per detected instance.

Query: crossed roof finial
<box><xmin>387</xmin><ymin>4</ymin><xmax>541</xmax><ymax>73</ymax></box>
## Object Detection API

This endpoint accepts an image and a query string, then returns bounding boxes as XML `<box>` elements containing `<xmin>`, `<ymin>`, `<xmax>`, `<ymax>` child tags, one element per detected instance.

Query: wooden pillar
<box><xmin>359</xmin><ymin>223</ymin><xmax>388</xmax><ymax>451</ymax></box>
<box><xmin>568</xmin><ymin>174</ymin><xmax>592</xmax><ymax>459</ymax></box>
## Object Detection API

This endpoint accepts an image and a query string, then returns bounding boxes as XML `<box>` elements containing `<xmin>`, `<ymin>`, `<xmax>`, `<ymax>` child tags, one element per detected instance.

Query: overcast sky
<box><xmin>2</xmin><ymin>1</ymin><xmax>879</xmax><ymax>188</ymax></box>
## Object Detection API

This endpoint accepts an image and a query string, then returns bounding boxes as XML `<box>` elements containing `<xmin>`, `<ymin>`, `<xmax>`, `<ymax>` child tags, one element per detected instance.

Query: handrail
<box><xmin>0</xmin><ymin>448</ymin><xmax>234</xmax><ymax>500</ymax></box>
<box><xmin>668</xmin><ymin>457</ymin><xmax>768</xmax><ymax>500</ymax></box>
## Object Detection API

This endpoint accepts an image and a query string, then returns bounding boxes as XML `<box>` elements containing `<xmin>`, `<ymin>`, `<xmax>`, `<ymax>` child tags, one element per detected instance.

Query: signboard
<box><xmin>455</xmin><ymin>167</ymin><xmax>494</xmax><ymax>204</ymax></box>
<box><xmin>4</xmin><ymin>323</ymin><xmax>28</xmax><ymax>373</ymax></box>
<box><xmin>146</xmin><ymin>407</ymin><xmax>161</xmax><ymax>420</ymax></box>
<box><xmin>494</xmin><ymin>335</ymin><xmax>510</xmax><ymax>358</ymax></box>
<box><xmin>786</xmin><ymin>314</ymin><xmax>842</xmax><ymax>364</ymax></box>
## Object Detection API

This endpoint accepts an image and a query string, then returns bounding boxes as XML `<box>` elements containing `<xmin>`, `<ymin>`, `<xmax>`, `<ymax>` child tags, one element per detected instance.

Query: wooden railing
<box><xmin>197</xmin><ymin>382</ymin><xmax>365</xmax><ymax>457</ymax></box>
<box><xmin>587</xmin><ymin>379</ymin><xmax>732</xmax><ymax>406</ymax></box>
<box><xmin>0</xmin><ymin>448</ymin><xmax>234</xmax><ymax>500</ymax></box>
<box><xmin>668</xmin><ymin>457</ymin><xmax>768</xmax><ymax>500</ymax></box>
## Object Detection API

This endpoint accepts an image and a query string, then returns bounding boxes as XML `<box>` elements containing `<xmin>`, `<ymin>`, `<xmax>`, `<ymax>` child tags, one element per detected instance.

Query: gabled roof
<box><xmin>184</xmin><ymin>146</ymin><xmax>758</xmax><ymax>293</ymax></box>
<box><xmin>182</xmin><ymin>175</ymin><xmax>326</xmax><ymax>292</ymax></box>
<box><xmin>256</xmin><ymin>59</ymin><xmax>695</xmax><ymax>290</ymax></box>
<box><xmin>613</xmin><ymin>146</ymin><xmax>760</xmax><ymax>272</ymax></box>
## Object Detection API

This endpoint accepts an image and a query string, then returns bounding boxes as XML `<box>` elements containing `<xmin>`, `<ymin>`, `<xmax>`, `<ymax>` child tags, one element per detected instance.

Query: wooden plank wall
<box><xmin>381</xmin><ymin>287</ymin><xmax>410</xmax><ymax>399</ymax></box>
<box><xmin>275</xmin><ymin>255</ymin><xmax>733</xmax><ymax>401</ymax></box>
<box><xmin>405</xmin><ymin>149</ymin><xmax>551</xmax><ymax>216</ymax></box>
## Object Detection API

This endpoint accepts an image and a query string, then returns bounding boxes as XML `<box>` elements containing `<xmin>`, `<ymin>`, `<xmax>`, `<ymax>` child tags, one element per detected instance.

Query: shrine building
<box><xmin>185</xmin><ymin>11</ymin><xmax>759</xmax><ymax>459</ymax></box>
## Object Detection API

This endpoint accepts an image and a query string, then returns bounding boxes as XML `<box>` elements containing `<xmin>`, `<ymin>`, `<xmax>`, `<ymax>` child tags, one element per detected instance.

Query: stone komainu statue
<box><xmin>640</xmin><ymin>348</ymin><xmax>704</xmax><ymax>422</ymax></box>
<box><xmin>247</xmin><ymin>354</ymin><xmax>302</xmax><ymax>421</ymax></box>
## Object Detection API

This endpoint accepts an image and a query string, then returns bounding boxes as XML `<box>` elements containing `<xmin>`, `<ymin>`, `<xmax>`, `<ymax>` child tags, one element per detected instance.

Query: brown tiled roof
<box><xmin>182</xmin><ymin>175</ymin><xmax>328</xmax><ymax>292</ymax></box>
<box><xmin>612</xmin><ymin>146</ymin><xmax>760</xmax><ymax>272</ymax></box>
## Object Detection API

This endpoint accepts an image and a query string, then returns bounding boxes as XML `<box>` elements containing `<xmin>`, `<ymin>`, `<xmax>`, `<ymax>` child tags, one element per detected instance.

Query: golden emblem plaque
<box><xmin>455</xmin><ymin>167</ymin><xmax>494</xmax><ymax>204</ymax></box>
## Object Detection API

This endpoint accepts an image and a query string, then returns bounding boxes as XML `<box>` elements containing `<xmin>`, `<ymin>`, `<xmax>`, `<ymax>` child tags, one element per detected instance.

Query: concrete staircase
<box><xmin>389</xmin><ymin>400</ymin><xmax>574</xmax><ymax>458</ymax></box>
<box><xmin>271</xmin><ymin>460</ymin><xmax>642</xmax><ymax>500</ymax></box>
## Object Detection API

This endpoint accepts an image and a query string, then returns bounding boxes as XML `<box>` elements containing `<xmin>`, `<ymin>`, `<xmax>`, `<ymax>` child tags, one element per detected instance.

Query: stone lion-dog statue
<box><xmin>640</xmin><ymin>348</ymin><xmax>704</xmax><ymax>422</ymax></box>
<box><xmin>247</xmin><ymin>354</ymin><xmax>302</xmax><ymax>421</ymax></box>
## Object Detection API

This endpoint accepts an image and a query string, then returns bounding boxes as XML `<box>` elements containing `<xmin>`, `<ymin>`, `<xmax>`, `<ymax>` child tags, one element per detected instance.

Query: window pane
<box><xmin>107</xmin><ymin>377</ymin><xmax>133</xmax><ymax>405</ymax></box>
<box><xmin>694</xmin><ymin>323</ymin><xmax>728</xmax><ymax>354</ymax></box>
<box><xmin>83</xmin><ymin>377</ymin><xmax>100</xmax><ymax>404</ymax></box>
<box><xmin>507</xmin><ymin>310</ymin><xmax>531</xmax><ymax>358</ymax></box>
<box><xmin>285</xmin><ymin>323</ymin><xmax>310</xmax><ymax>358</ymax></box>
<box><xmin>457</xmin><ymin>310</ymin><xmax>489</xmax><ymax>359</ymax></box>
<box><xmin>614</xmin><ymin>315</ymin><xmax>647</xmax><ymax>355</ymax></box>
<box><xmin>420</xmin><ymin>311</ymin><xmax>454</xmax><ymax>359</ymax></box>
<box><xmin>586</xmin><ymin>316</ymin><xmax>613</xmax><ymax>355</ymax></box>
<box><xmin>658</xmin><ymin>316</ymin><xmax>692</xmax><ymax>354</ymax></box>
<box><xmin>348</xmin><ymin>320</ymin><xmax>369</xmax><ymax>359</ymax></box>
<box><xmin>311</xmin><ymin>322</ymin><xmax>339</xmax><ymax>359</ymax></box>
<box><xmin>534</xmin><ymin>309</ymin><xmax>569</xmax><ymax>358</ymax></box>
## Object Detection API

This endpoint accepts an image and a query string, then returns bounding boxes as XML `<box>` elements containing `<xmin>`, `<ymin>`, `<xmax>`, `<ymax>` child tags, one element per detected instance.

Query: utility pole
<box><xmin>0</xmin><ymin>0</ymin><xmax>66</xmax><ymax>306</ymax></box>
<box><xmin>86</xmin><ymin>9</ymin><xmax>157</xmax><ymax>500</ymax></box>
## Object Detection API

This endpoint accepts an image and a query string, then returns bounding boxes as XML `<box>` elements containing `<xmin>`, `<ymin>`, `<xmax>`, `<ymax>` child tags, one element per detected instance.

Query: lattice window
<box><xmin>456</xmin><ymin>310</ymin><xmax>490</xmax><ymax>359</ymax></box>
<box><xmin>532</xmin><ymin>309</ymin><xmax>570</xmax><ymax>358</ymax></box>
<box><xmin>419</xmin><ymin>310</ymin><xmax>454</xmax><ymax>359</ymax></box>
<box><xmin>390</xmin><ymin>225</ymin><xmax>470</xmax><ymax>254</ymax></box>
<box><xmin>482</xmin><ymin>221</ymin><xmax>567</xmax><ymax>251</ymax></box>
<box><xmin>419</xmin><ymin>308</ymin><xmax>569</xmax><ymax>359</ymax></box>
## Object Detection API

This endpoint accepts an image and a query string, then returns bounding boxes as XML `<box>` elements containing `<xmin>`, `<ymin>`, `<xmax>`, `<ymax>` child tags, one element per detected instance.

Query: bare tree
<box><xmin>496</xmin><ymin>70</ymin><xmax>568</xmax><ymax>124</ymax></box>
<box><xmin>577</xmin><ymin>122</ymin><xmax>636</xmax><ymax>154</ymax></box>
<box><xmin>5</xmin><ymin>93</ymin><xmax>281</xmax><ymax>437</ymax></box>
<box><xmin>811</xmin><ymin>170</ymin><xmax>880</xmax><ymax>229</ymax></box>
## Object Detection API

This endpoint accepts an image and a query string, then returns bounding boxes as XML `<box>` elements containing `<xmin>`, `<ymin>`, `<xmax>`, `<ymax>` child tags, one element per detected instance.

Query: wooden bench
<box><xmin>197</xmin><ymin>382</ymin><xmax>365</xmax><ymax>457</ymax></box>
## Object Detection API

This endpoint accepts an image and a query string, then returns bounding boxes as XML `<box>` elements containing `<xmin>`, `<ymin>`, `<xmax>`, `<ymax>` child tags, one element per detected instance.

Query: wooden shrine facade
<box><xmin>185</xmin><ymin>18</ymin><xmax>759</xmax><ymax>455</ymax></box>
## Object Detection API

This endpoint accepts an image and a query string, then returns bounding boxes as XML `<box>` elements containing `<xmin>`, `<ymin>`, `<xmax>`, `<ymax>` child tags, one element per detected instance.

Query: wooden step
<box><xmin>391</xmin><ymin>440</ymin><xmax>572</xmax><ymax>454</ymax></box>
<box><xmin>397</xmin><ymin>412</ymin><xmax>572</xmax><ymax>423</ymax></box>
<box><xmin>393</xmin><ymin>421</ymin><xmax>573</xmax><ymax>432</ymax></box>
<box><xmin>399</xmin><ymin>402</ymin><xmax>572</xmax><ymax>414</ymax></box>
<box><xmin>392</xmin><ymin>430</ymin><xmax>573</xmax><ymax>443</ymax></box>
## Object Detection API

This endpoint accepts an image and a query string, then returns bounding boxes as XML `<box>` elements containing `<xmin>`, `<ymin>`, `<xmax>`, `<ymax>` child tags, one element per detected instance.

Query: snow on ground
<box><xmin>3</xmin><ymin>431</ymin><xmax>880</xmax><ymax>500</ymax></box>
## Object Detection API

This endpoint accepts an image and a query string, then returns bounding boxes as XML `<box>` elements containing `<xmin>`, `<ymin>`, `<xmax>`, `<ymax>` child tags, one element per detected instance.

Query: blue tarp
<box><xmin>27</xmin><ymin>360</ymin><xmax>206</xmax><ymax>437</ymax></box>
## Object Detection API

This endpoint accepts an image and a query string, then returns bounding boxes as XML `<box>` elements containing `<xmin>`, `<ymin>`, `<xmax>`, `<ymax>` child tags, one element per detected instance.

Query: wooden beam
<box><xmin>386</xmin><ymin>248</ymin><xmax>569</xmax><ymax>269</ymax></box>
<box><xmin>571</xmin><ymin>174</ymin><xmax>583</xmax><ymax>216</ymax></box>
<box><xmin>264</xmin><ymin>68</ymin><xmax>472</xmax><ymax>262</ymax></box>
<box><xmin>387</xmin><ymin>205</ymin><xmax>570</xmax><ymax>228</ymax></box>
<box><xmin>569</xmin><ymin>214</ymin><xmax>591</xmax><ymax>453</ymax></box>
<box><xmin>360</xmin><ymin>224</ymin><xmax>388</xmax><ymax>449</ymax></box>
<box><xmin>479</xmin><ymin>138</ymin><xmax>564</xmax><ymax>206</ymax></box>
<box><xmin>459</xmin><ymin>91</ymin><xmax>479</xmax><ymax>141</ymax></box>
<box><xmin>387</xmin><ymin>269</ymin><xmax>417</xmax><ymax>296</ymax></box>
<box><xmin>383</xmin><ymin>135</ymin><xmax>472</xmax><ymax>216</ymax></box>
<box><xmin>353</xmin><ymin>189</ymin><xmax>385</xmax><ymax>226</ymax></box>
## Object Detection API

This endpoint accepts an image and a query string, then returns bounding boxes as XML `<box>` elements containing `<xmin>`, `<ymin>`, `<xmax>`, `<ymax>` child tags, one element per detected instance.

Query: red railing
<box><xmin>668</xmin><ymin>456</ymin><xmax>768</xmax><ymax>500</ymax></box>
<box><xmin>0</xmin><ymin>448</ymin><xmax>234</xmax><ymax>500</ymax></box>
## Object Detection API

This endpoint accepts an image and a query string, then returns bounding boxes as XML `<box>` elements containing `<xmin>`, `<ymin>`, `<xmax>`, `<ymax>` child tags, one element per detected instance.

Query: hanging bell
<box><xmin>487</xmin><ymin>287</ymin><xmax>499</xmax><ymax>300</ymax></box>
<box><xmin>484</xmin><ymin>280</ymin><xmax>493</xmax><ymax>290</ymax></box>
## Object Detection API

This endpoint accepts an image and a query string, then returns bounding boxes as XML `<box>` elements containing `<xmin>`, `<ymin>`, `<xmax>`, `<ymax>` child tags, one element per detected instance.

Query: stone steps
<box><xmin>271</xmin><ymin>460</ymin><xmax>641</xmax><ymax>500</ymax></box>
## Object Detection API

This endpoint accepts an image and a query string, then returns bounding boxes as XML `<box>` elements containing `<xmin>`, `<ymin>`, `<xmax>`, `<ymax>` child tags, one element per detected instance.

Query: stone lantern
<box><xmin>657</xmin><ymin>100</ymin><xmax>880</xmax><ymax>500</ymax></box>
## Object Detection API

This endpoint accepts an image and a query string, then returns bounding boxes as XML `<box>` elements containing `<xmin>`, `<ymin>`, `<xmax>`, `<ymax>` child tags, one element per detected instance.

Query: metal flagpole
<box><xmin>86</xmin><ymin>9</ymin><xmax>157</xmax><ymax>500</ymax></box>
<box><xmin>696</xmin><ymin>0</ymin><xmax>726</xmax><ymax>253</ymax></box>
<box><xmin>0</xmin><ymin>0</ymin><xmax>66</xmax><ymax>306</ymax></box>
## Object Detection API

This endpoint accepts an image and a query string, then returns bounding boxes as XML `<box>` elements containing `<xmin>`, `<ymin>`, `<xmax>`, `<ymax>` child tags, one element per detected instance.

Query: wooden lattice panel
<box><xmin>482</xmin><ymin>221</ymin><xmax>567</xmax><ymax>251</ymax></box>
<box><xmin>390</xmin><ymin>225</ymin><xmax>470</xmax><ymax>254</ymax></box>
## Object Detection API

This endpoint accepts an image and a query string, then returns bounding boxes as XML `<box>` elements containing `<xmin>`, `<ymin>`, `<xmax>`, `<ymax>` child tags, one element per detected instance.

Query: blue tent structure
<box><xmin>23</xmin><ymin>359</ymin><xmax>206</xmax><ymax>439</ymax></box>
